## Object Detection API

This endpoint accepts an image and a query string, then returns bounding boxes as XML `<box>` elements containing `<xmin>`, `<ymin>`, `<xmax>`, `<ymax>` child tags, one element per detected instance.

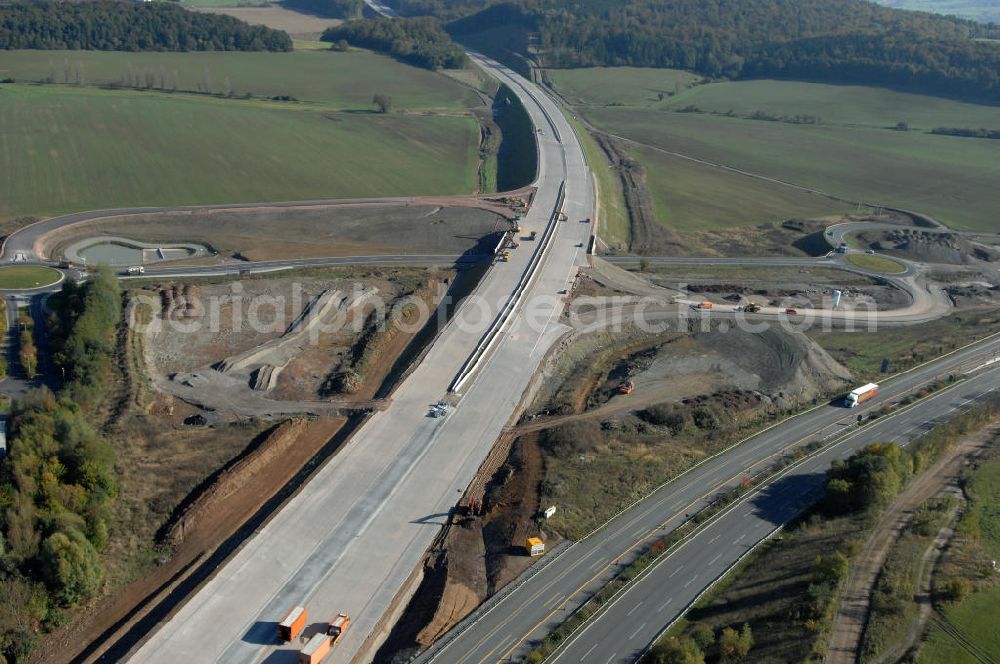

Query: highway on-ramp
<box><xmin>128</xmin><ymin>52</ymin><xmax>595</xmax><ymax>664</ymax></box>
<box><xmin>414</xmin><ymin>334</ymin><xmax>1000</xmax><ymax>664</ymax></box>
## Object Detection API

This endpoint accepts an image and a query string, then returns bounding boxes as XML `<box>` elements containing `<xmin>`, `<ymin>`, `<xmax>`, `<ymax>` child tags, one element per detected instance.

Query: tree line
<box><xmin>438</xmin><ymin>0</ymin><xmax>1000</xmax><ymax>104</ymax></box>
<box><xmin>0</xmin><ymin>269</ymin><xmax>122</xmax><ymax>662</ymax></box>
<box><xmin>930</xmin><ymin>127</ymin><xmax>1000</xmax><ymax>139</ymax></box>
<box><xmin>322</xmin><ymin>17</ymin><xmax>467</xmax><ymax>70</ymax></box>
<box><xmin>0</xmin><ymin>1</ymin><xmax>292</xmax><ymax>52</ymax></box>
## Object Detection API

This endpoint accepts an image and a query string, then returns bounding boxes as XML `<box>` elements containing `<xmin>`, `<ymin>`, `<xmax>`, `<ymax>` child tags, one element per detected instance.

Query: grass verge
<box><xmin>0</xmin><ymin>265</ymin><xmax>62</xmax><ymax>289</ymax></box>
<box><xmin>567</xmin><ymin>115</ymin><xmax>629</xmax><ymax>248</ymax></box>
<box><xmin>811</xmin><ymin>310</ymin><xmax>1000</xmax><ymax>380</ymax></box>
<box><xmin>845</xmin><ymin>253</ymin><xmax>907</xmax><ymax>274</ymax></box>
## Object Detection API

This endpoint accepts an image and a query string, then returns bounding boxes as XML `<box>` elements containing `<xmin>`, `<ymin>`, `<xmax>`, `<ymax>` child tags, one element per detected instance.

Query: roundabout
<box><xmin>0</xmin><ymin>265</ymin><xmax>63</xmax><ymax>291</ymax></box>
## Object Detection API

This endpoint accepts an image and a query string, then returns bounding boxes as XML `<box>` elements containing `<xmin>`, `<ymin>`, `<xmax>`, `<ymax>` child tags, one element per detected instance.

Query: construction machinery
<box><xmin>618</xmin><ymin>379</ymin><xmax>635</xmax><ymax>395</ymax></box>
<box><xmin>743</xmin><ymin>302</ymin><xmax>761</xmax><ymax>314</ymax></box>
<box><xmin>327</xmin><ymin>614</ymin><xmax>350</xmax><ymax>644</ymax></box>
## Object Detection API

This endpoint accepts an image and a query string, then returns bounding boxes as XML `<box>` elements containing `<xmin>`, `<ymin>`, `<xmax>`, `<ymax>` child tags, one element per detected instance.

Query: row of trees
<box><xmin>0</xmin><ymin>269</ymin><xmax>123</xmax><ymax>661</ymax></box>
<box><xmin>0</xmin><ymin>1</ymin><xmax>292</xmax><ymax>52</ymax></box>
<box><xmin>931</xmin><ymin>127</ymin><xmax>1000</xmax><ymax>139</ymax></box>
<box><xmin>322</xmin><ymin>17</ymin><xmax>467</xmax><ymax>70</ymax></box>
<box><xmin>645</xmin><ymin>623</ymin><xmax>754</xmax><ymax>663</ymax></box>
<box><xmin>441</xmin><ymin>0</ymin><xmax>1000</xmax><ymax>104</ymax></box>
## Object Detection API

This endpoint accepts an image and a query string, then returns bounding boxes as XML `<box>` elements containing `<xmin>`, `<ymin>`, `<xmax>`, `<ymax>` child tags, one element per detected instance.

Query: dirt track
<box><xmin>824</xmin><ymin>422</ymin><xmax>999</xmax><ymax>664</ymax></box>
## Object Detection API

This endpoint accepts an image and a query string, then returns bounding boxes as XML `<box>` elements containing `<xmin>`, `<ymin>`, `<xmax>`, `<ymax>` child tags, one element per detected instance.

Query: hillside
<box><xmin>0</xmin><ymin>0</ymin><xmax>292</xmax><ymax>51</ymax></box>
<box><xmin>435</xmin><ymin>0</ymin><xmax>1000</xmax><ymax>104</ymax></box>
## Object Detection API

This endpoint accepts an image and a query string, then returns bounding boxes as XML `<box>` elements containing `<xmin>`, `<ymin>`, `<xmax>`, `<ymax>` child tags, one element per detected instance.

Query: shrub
<box><xmin>543</xmin><ymin>420</ymin><xmax>603</xmax><ymax>457</ymax></box>
<box><xmin>640</xmin><ymin>404</ymin><xmax>687</xmax><ymax>434</ymax></box>
<box><xmin>39</xmin><ymin>528</ymin><xmax>102</xmax><ymax>607</ymax></box>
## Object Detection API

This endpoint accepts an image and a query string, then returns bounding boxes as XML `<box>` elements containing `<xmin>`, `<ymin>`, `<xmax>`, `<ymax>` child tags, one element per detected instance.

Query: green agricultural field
<box><xmin>0</xmin><ymin>85</ymin><xmax>479</xmax><ymax>224</ymax></box>
<box><xmin>920</xmin><ymin>587</ymin><xmax>1000</xmax><ymax>664</ymax></box>
<box><xmin>548</xmin><ymin>67</ymin><xmax>702</xmax><ymax>107</ymax></box>
<box><xmin>919</xmin><ymin>457</ymin><xmax>1000</xmax><ymax>664</ymax></box>
<box><xmin>633</xmin><ymin>145</ymin><xmax>846</xmax><ymax>231</ymax></box>
<box><xmin>0</xmin><ymin>49</ymin><xmax>479</xmax><ymax>111</ymax></box>
<box><xmin>962</xmin><ymin>456</ymin><xmax>1000</xmax><ymax>557</ymax></box>
<box><xmin>587</xmin><ymin>108</ymin><xmax>1000</xmax><ymax>232</ymax></box>
<box><xmin>552</xmin><ymin>70</ymin><xmax>1000</xmax><ymax>232</ymax></box>
<box><xmin>663</xmin><ymin>79</ymin><xmax>1000</xmax><ymax>131</ymax></box>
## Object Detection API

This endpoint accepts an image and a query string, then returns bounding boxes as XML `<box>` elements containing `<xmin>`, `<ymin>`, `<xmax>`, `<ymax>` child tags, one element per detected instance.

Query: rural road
<box><xmin>415</xmin><ymin>334</ymin><xmax>1000</xmax><ymax>664</ymax></box>
<box><xmin>549</xmin><ymin>365</ymin><xmax>999</xmax><ymax>664</ymax></box>
<box><xmin>598</xmin><ymin>255</ymin><xmax>952</xmax><ymax>325</ymax></box>
<box><xmin>128</xmin><ymin>46</ymin><xmax>596</xmax><ymax>664</ymax></box>
<box><xmin>0</xmin><ymin>195</ymin><xmax>463</xmax><ymax>263</ymax></box>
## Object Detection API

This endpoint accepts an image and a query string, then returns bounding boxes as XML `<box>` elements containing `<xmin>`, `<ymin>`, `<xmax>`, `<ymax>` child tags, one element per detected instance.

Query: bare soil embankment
<box><xmin>378</xmin><ymin>316</ymin><xmax>852</xmax><ymax>660</ymax></box>
<box><xmin>33</xmin><ymin>266</ymin><xmax>461</xmax><ymax>663</ymax></box>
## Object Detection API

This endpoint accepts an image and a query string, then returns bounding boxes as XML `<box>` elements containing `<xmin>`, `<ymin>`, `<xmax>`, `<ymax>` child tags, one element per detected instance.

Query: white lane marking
<box><xmin>629</xmin><ymin>623</ymin><xmax>647</xmax><ymax>640</ymax></box>
<box><xmin>543</xmin><ymin>593</ymin><xmax>564</xmax><ymax>609</ymax></box>
<box><xmin>625</xmin><ymin>601</ymin><xmax>643</xmax><ymax>617</ymax></box>
<box><xmin>668</xmin><ymin>565</ymin><xmax>684</xmax><ymax>578</ymax></box>
<box><xmin>606</xmin><ymin>653</ymin><xmax>617</xmax><ymax>664</ymax></box>
<box><xmin>733</xmin><ymin>533</ymin><xmax>746</xmax><ymax>544</ymax></box>
<box><xmin>581</xmin><ymin>643</ymin><xmax>598</xmax><ymax>660</ymax></box>
<box><xmin>707</xmin><ymin>535</ymin><xmax>720</xmax><ymax>545</ymax></box>
<box><xmin>709</xmin><ymin>553</ymin><xmax>722</xmax><ymax>565</ymax></box>
<box><xmin>657</xmin><ymin>598</ymin><xmax>673</xmax><ymax>613</ymax></box>
<box><xmin>683</xmin><ymin>575</ymin><xmax>697</xmax><ymax>589</ymax></box>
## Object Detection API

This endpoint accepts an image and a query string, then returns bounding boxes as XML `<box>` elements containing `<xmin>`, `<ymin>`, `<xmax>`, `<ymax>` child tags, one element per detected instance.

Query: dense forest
<box><xmin>433</xmin><ymin>0</ymin><xmax>1000</xmax><ymax>103</ymax></box>
<box><xmin>322</xmin><ymin>17</ymin><xmax>467</xmax><ymax>69</ymax></box>
<box><xmin>0</xmin><ymin>270</ymin><xmax>122</xmax><ymax>662</ymax></box>
<box><xmin>0</xmin><ymin>1</ymin><xmax>291</xmax><ymax>51</ymax></box>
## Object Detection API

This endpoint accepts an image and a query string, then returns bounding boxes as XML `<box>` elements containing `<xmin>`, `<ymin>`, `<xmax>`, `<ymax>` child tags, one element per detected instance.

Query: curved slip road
<box><xmin>414</xmin><ymin>334</ymin><xmax>1000</xmax><ymax>664</ymax></box>
<box><xmin>598</xmin><ymin>255</ymin><xmax>951</xmax><ymax>325</ymax></box>
<box><xmin>127</xmin><ymin>49</ymin><xmax>595</xmax><ymax>664</ymax></box>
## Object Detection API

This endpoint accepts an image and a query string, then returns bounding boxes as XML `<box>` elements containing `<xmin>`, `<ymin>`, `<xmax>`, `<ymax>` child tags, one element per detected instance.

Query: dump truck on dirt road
<box><xmin>698</xmin><ymin>301</ymin><xmax>714</xmax><ymax>310</ymax></box>
<box><xmin>845</xmin><ymin>383</ymin><xmax>879</xmax><ymax>408</ymax></box>
<box><xmin>278</xmin><ymin>606</ymin><xmax>307</xmax><ymax>642</ymax></box>
<box><xmin>618</xmin><ymin>380</ymin><xmax>635</xmax><ymax>395</ymax></box>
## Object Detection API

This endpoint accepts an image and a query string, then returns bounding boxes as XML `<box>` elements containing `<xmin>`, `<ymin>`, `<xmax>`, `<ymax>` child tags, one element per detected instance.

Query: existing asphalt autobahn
<box><xmin>552</xmin><ymin>365</ymin><xmax>999</xmax><ymax>664</ymax></box>
<box><xmin>414</xmin><ymin>333</ymin><xmax>1000</xmax><ymax>664</ymax></box>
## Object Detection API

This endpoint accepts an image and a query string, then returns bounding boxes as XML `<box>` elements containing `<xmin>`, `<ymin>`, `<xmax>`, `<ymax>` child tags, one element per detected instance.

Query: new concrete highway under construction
<box><xmin>128</xmin><ymin>52</ymin><xmax>596</xmax><ymax>664</ymax></box>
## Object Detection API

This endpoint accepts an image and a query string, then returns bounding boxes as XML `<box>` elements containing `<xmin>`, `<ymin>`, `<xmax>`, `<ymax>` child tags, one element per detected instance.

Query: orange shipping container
<box><xmin>299</xmin><ymin>633</ymin><xmax>331</xmax><ymax>664</ymax></box>
<box><xmin>279</xmin><ymin>606</ymin><xmax>307</xmax><ymax>642</ymax></box>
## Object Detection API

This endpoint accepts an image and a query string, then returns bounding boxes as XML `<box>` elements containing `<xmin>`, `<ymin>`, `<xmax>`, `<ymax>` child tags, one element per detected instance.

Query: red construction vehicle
<box><xmin>327</xmin><ymin>614</ymin><xmax>350</xmax><ymax>644</ymax></box>
<box><xmin>618</xmin><ymin>380</ymin><xmax>635</xmax><ymax>395</ymax></box>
